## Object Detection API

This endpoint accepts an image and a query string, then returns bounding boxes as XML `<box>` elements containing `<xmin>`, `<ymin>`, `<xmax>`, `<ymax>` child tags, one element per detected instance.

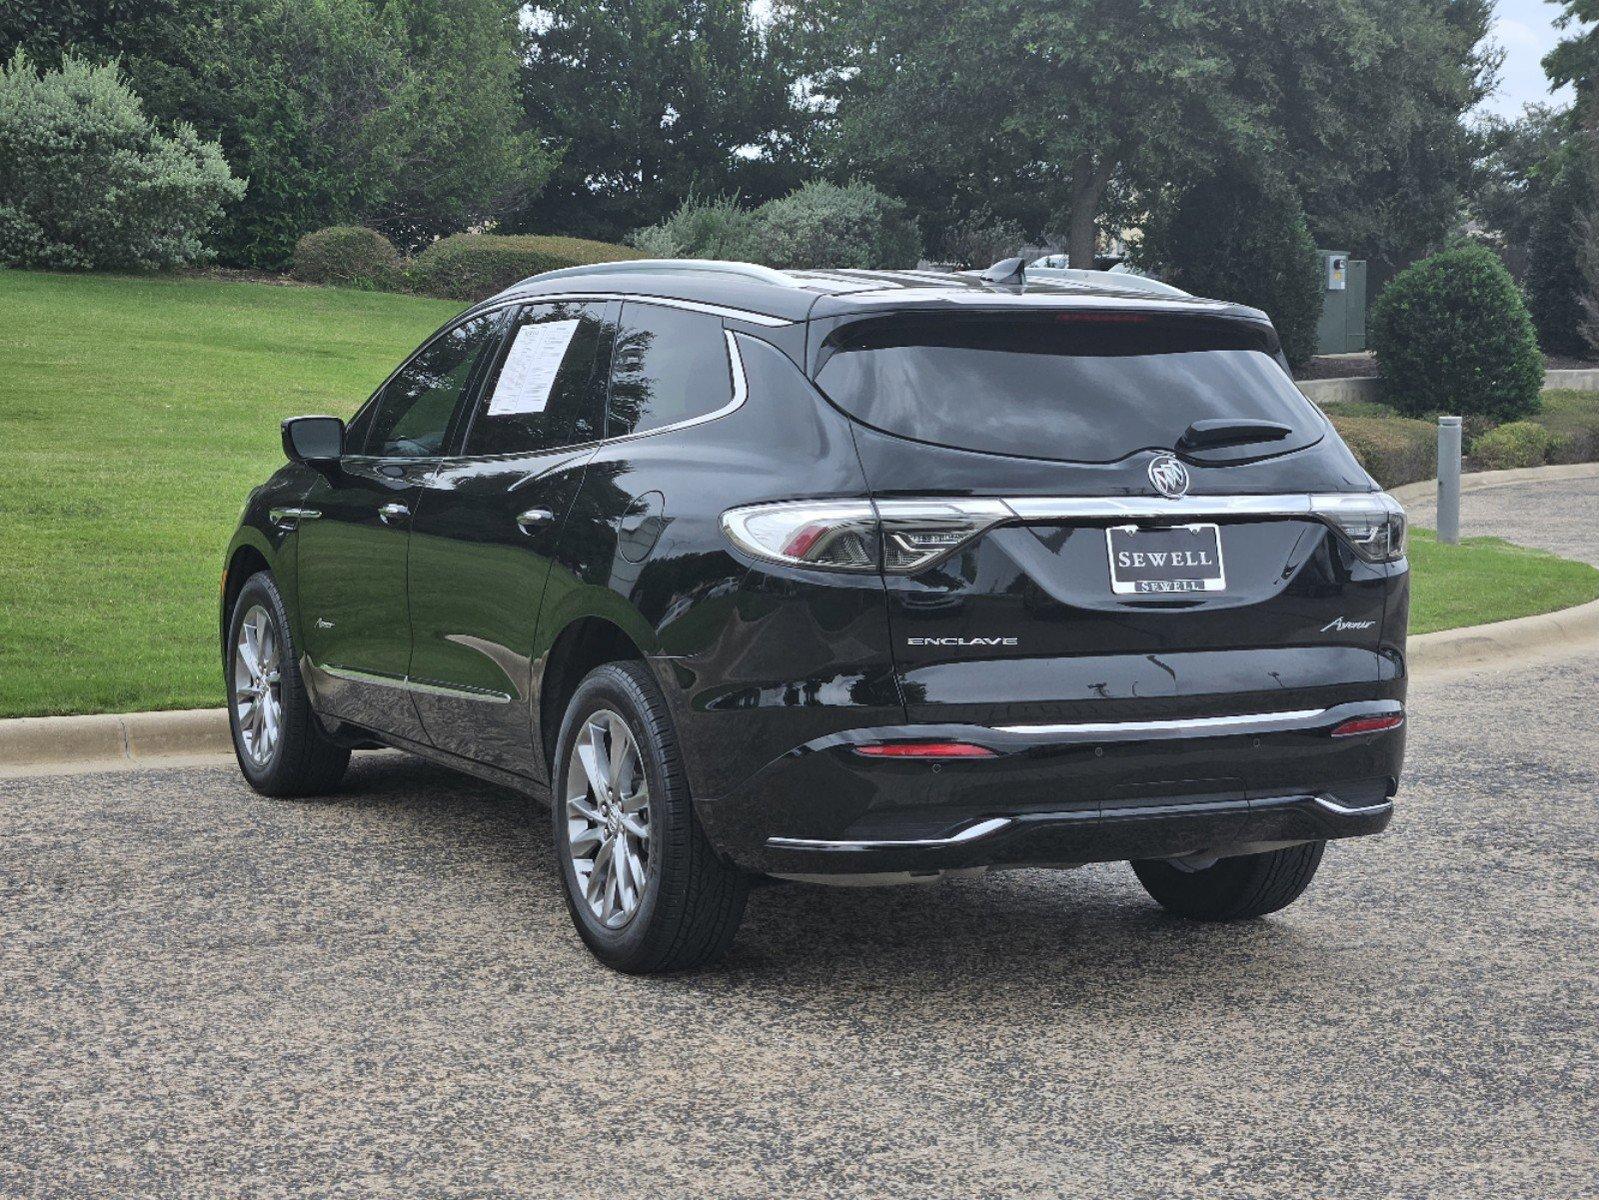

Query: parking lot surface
<box><xmin>1406</xmin><ymin>473</ymin><xmax>1599</xmax><ymax>565</ymax></box>
<box><xmin>3</xmin><ymin>646</ymin><xmax>1597</xmax><ymax>1199</ymax></box>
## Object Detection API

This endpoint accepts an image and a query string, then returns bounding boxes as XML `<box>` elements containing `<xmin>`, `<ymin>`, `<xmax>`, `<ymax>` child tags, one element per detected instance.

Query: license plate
<box><xmin>1106</xmin><ymin>524</ymin><xmax>1226</xmax><ymax>595</ymax></box>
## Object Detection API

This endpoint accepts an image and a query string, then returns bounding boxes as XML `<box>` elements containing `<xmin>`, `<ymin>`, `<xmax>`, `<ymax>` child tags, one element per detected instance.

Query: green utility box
<box><xmin>1315</xmin><ymin>250</ymin><xmax>1367</xmax><ymax>354</ymax></box>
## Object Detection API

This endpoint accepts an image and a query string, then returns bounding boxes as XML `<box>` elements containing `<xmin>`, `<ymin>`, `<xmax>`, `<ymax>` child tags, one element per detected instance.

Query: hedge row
<box><xmin>291</xmin><ymin>227</ymin><xmax>644</xmax><ymax>301</ymax></box>
<box><xmin>1323</xmin><ymin>389</ymin><xmax>1599</xmax><ymax>487</ymax></box>
<box><xmin>407</xmin><ymin>233</ymin><xmax>646</xmax><ymax>300</ymax></box>
<box><xmin>1327</xmin><ymin>411</ymin><xmax>1438</xmax><ymax>489</ymax></box>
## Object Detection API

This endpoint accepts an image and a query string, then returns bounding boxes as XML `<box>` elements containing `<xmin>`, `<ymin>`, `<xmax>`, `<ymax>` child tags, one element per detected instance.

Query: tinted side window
<box><xmin>365</xmin><ymin>314</ymin><xmax>500</xmax><ymax>457</ymax></box>
<box><xmin>608</xmin><ymin>303</ymin><xmax>733</xmax><ymax>437</ymax></box>
<box><xmin>464</xmin><ymin>301</ymin><xmax>611</xmax><ymax>456</ymax></box>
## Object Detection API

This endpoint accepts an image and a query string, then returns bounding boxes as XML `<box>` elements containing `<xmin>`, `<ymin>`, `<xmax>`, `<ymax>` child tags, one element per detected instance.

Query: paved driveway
<box><xmin>1405</xmin><ymin>474</ymin><xmax>1599</xmax><ymax>565</ymax></box>
<box><xmin>3</xmin><ymin>642</ymin><xmax>1596</xmax><ymax>1198</ymax></box>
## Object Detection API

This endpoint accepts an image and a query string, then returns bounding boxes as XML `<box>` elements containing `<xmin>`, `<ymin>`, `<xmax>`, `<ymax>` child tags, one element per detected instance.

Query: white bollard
<box><xmin>1437</xmin><ymin>416</ymin><xmax>1462</xmax><ymax>545</ymax></box>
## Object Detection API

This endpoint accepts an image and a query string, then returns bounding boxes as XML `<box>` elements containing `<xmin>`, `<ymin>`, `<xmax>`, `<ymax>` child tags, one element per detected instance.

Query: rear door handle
<box><xmin>516</xmin><ymin>508</ymin><xmax>556</xmax><ymax>532</ymax></box>
<box><xmin>379</xmin><ymin>502</ymin><xmax>410</xmax><ymax>524</ymax></box>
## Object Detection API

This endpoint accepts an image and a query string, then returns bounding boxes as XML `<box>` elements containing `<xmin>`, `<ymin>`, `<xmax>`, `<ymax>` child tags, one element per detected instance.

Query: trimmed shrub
<box><xmin>291</xmin><ymin>226</ymin><xmax>399</xmax><ymax>289</ymax></box>
<box><xmin>754</xmin><ymin>181</ymin><xmax>922</xmax><ymax>270</ymax></box>
<box><xmin>1470</xmin><ymin>420</ymin><xmax>1560</xmax><ymax>470</ymax></box>
<box><xmin>0</xmin><ymin>51</ymin><xmax>242</xmax><ymax>270</ymax></box>
<box><xmin>408</xmin><ymin>233</ymin><xmax>645</xmax><ymax>301</ymax></box>
<box><xmin>628</xmin><ymin>194</ymin><xmax>764</xmax><ymax>262</ymax></box>
<box><xmin>1369</xmin><ymin>244</ymin><xmax>1544</xmax><ymax>423</ymax></box>
<box><xmin>940</xmin><ymin>211</ymin><xmax>1026</xmax><ymax>269</ymax></box>
<box><xmin>1140</xmin><ymin>171</ymin><xmax>1322</xmax><ymax>367</ymax></box>
<box><xmin>1535</xmin><ymin>389</ymin><xmax>1599</xmax><ymax>464</ymax></box>
<box><xmin>1328</xmin><ymin>413</ymin><xmax>1437</xmax><ymax>489</ymax></box>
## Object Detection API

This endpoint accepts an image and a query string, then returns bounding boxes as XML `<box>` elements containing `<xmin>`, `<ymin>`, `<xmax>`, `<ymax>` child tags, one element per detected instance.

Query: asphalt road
<box><xmin>3</xmin><ymin>639</ymin><xmax>1595</xmax><ymax>1200</ymax></box>
<box><xmin>1405</xmin><ymin>474</ymin><xmax>1599</xmax><ymax>565</ymax></box>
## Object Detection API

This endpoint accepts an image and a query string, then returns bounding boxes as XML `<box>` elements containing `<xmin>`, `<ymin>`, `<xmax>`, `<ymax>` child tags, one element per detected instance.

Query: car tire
<box><xmin>226</xmin><ymin>571</ymin><xmax>350</xmax><ymax>797</ymax></box>
<box><xmin>1131</xmin><ymin>841</ymin><xmax>1326</xmax><ymax>920</ymax></box>
<box><xmin>552</xmin><ymin>660</ymin><xmax>749</xmax><ymax>973</ymax></box>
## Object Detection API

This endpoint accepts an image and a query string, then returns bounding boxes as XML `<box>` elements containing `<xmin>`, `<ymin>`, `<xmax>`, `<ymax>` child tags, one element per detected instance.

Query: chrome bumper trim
<box><xmin>767</xmin><ymin>816</ymin><xmax>1013</xmax><ymax>852</ymax></box>
<box><xmin>1310</xmin><ymin>795</ymin><xmax>1395</xmax><ymax>816</ymax></box>
<box><xmin>996</xmin><ymin>707</ymin><xmax>1326</xmax><ymax>737</ymax></box>
<box><xmin>995</xmin><ymin>700</ymin><xmax>1402</xmax><ymax>741</ymax></box>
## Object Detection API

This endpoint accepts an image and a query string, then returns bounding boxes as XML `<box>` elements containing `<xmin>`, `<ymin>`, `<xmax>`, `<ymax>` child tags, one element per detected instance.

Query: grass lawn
<box><xmin>1406</xmin><ymin>529</ymin><xmax>1599</xmax><ymax>635</ymax></box>
<box><xmin>1</xmin><ymin>270</ymin><xmax>1596</xmax><ymax>717</ymax></box>
<box><xmin>0</xmin><ymin>270</ymin><xmax>461</xmax><ymax>717</ymax></box>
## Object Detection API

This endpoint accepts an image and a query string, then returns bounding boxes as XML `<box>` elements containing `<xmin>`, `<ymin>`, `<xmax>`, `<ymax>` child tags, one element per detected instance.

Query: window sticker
<box><xmin>486</xmin><ymin>319</ymin><xmax>581</xmax><ymax>416</ymax></box>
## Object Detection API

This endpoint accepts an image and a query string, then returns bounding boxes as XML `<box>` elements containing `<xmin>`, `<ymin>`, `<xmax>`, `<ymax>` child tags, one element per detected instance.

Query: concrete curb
<box><xmin>0</xmin><ymin>707</ymin><xmax>231</xmax><ymax>770</ymax></box>
<box><xmin>1390</xmin><ymin>461</ymin><xmax>1599</xmax><ymax>510</ymax></box>
<box><xmin>8</xmin><ymin>596</ymin><xmax>1599</xmax><ymax>771</ymax></box>
<box><xmin>1408</xmin><ymin>597</ymin><xmax>1599</xmax><ymax>674</ymax></box>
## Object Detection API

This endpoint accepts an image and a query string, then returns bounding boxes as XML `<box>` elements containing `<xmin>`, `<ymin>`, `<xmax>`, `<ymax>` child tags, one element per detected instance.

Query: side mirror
<box><xmin>281</xmin><ymin>415</ymin><xmax>344</xmax><ymax>466</ymax></box>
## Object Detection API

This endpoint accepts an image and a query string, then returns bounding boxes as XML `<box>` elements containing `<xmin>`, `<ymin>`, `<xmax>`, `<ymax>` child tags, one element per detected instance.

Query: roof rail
<box><xmin>525</xmin><ymin>258</ymin><xmax>800</xmax><ymax>288</ymax></box>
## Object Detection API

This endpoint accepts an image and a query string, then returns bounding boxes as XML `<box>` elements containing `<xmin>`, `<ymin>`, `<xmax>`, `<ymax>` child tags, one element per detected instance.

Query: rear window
<box><xmin>813</xmin><ymin>314</ymin><xmax>1324</xmax><ymax>463</ymax></box>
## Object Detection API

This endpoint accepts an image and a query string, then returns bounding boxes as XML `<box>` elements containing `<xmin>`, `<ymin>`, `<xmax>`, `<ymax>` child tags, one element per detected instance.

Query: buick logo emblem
<box><xmin>1148</xmin><ymin>455</ymin><xmax>1191</xmax><ymax>499</ymax></box>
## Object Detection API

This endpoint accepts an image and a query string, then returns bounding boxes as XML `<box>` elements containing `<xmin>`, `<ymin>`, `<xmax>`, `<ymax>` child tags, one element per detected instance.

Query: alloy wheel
<box><xmin>233</xmin><ymin>604</ymin><xmax>283</xmax><ymax>768</ymax></box>
<box><xmin>566</xmin><ymin>709</ymin><xmax>651</xmax><ymax>929</ymax></box>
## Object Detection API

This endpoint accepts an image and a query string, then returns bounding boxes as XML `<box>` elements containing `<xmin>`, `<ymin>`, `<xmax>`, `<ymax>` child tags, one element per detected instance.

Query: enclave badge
<box><xmin>1148</xmin><ymin>455</ymin><xmax>1191</xmax><ymax>499</ymax></box>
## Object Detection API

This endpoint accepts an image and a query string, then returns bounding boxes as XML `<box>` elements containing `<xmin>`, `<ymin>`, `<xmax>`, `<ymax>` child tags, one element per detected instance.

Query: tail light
<box><xmin>721</xmin><ymin>498</ymin><xmax>1010</xmax><ymax>574</ymax></box>
<box><xmin>1311</xmin><ymin>494</ymin><xmax>1407</xmax><ymax>563</ymax></box>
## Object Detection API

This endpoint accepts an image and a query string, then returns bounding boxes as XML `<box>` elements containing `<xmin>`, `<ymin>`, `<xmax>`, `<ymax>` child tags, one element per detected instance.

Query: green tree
<box><xmin>777</xmin><ymin>0</ymin><xmax>1492</xmax><ymax>273</ymax></box>
<box><xmin>377</xmin><ymin>0</ymin><xmax>549</xmax><ymax>247</ymax></box>
<box><xmin>777</xmin><ymin>0</ymin><xmax>1249</xmax><ymax>269</ymax></box>
<box><xmin>1545</xmin><ymin>0</ymin><xmax>1599</xmax><ymax>114</ymax></box>
<box><xmin>1525</xmin><ymin>139</ymin><xmax>1596</xmax><ymax>355</ymax></box>
<box><xmin>0</xmin><ymin>51</ymin><xmax>242</xmax><ymax>269</ymax></box>
<box><xmin>517</xmin><ymin>0</ymin><xmax>804</xmax><ymax>242</ymax></box>
<box><xmin>1473</xmin><ymin>104</ymin><xmax>1572</xmax><ymax>253</ymax></box>
<box><xmin>187</xmin><ymin>0</ymin><xmax>548</xmax><ymax>265</ymax></box>
<box><xmin>1140</xmin><ymin>168</ymin><xmax>1322</xmax><ymax>367</ymax></box>
<box><xmin>1289</xmin><ymin>0</ymin><xmax>1495</xmax><ymax>278</ymax></box>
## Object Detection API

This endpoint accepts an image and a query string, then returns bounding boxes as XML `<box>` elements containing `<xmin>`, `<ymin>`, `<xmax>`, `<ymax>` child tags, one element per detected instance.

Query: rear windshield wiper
<box><xmin>1178</xmin><ymin>419</ymin><xmax>1294</xmax><ymax>452</ymax></box>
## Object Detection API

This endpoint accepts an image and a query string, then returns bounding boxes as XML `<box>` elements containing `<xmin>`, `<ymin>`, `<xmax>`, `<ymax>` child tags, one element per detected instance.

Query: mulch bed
<box><xmin>1294</xmin><ymin>353</ymin><xmax>1378</xmax><ymax>381</ymax></box>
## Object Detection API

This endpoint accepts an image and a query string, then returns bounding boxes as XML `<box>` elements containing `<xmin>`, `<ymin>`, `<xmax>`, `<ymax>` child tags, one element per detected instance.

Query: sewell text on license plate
<box><xmin>1106</xmin><ymin>523</ymin><xmax>1226</xmax><ymax>595</ymax></box>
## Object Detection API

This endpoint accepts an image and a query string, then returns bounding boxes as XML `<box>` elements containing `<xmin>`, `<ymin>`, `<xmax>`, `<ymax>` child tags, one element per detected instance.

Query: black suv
<box><xmin>222</xmin><ymin>259</ymin><xmax>1408</xmax><ymax>973</ymax></box>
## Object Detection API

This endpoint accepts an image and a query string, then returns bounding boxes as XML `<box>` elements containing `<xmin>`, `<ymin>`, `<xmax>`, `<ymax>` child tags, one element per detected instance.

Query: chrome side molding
<box><xmin>319</xmin><ymin>663</ymin><xmax>512</xmax><ymax>704</ymax></box>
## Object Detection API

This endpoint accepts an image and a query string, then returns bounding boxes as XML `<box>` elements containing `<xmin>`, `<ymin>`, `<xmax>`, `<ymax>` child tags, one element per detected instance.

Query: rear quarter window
<box><xmin>813</xmin><ymin>313</ymin><xmax>1325</xmax><ymax>463</ymax></box>
<box><xmin>608</xmin><ymin>302</ymin><xmax>733</xmax><ymax>437</ymax></box>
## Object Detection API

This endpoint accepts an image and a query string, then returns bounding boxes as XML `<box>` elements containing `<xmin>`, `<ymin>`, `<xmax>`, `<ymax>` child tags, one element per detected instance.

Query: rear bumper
<box><xmin>694</xmin><ymin>700</ymin><xmax>1404</xmax><ymax>875</ymax></box>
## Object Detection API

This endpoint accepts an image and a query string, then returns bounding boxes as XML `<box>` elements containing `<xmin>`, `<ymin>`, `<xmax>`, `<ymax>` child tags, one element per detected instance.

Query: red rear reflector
<box><xmin>854</xmin><ymin>741</ymin><xmax>997</xmax><ymax>759</ymax></box>
<box><xmin>1330</xmin><ymin>714</ymin><xmax>1405</xmax><ymax>738</ymax></box>
<box><xmin>780</xmin><ymin>522</ymin><xmax>829</xmax><ymax>560</ymax></box>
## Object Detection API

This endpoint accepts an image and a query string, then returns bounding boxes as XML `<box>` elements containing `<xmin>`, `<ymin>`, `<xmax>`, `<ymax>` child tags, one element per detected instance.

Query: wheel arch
<box><xmin>537</xmin><ymin>615</ymin><xmax>653</xmax><ymax>777</ymax></box>
<box><xmin>221</xmin><ymin>533</ymin><xmax>276</xmax><ymax>654</ymax></box>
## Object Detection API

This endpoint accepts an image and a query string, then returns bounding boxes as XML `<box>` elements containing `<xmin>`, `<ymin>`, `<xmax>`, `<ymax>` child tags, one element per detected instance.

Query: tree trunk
<box><xmin>1066</xmin><ymin>153</ymin><xmax>1116</xmax><ymax>269</ymax></box>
